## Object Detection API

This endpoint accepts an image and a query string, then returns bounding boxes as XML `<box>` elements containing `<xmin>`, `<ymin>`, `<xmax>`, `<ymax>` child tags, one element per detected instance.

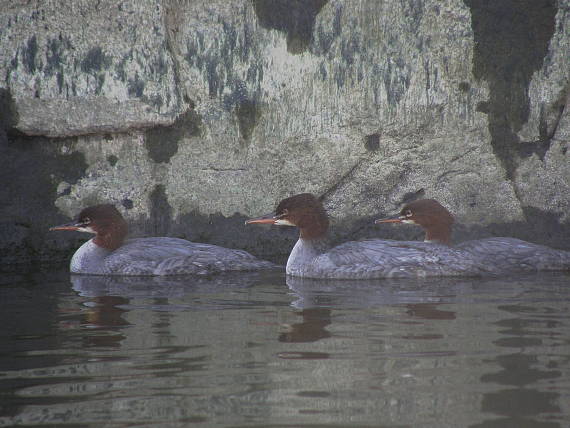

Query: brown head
<box><xmin>50</xmin><ymin>204</ymin><xmax>128</xmax><ymax>250</ymax></box>
<box><xmin>246</xmin><ymin>193</ymin><xmax>329</xmax><ymax>240</ymax></box>
<box><xmin>375</xmin><ymin>199</ymin><xmax>454</xmax><ymax>245</ymax></box>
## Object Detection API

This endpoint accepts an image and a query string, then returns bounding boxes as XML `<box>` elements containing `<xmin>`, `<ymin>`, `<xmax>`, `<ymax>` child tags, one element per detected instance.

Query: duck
<box><xmin>246</xmin><ymin>193</ymin><xmax>491</xmax><ymax>279</ymax></box>
<box><xmin>51</xmin><ymin>204</ymin><xmax>277</xmax><ymax>276</ymax></box>
<box><xmin>375</xmin><ymin>198</ymin><xmax>570</xmax><ymax>274</ymax></box>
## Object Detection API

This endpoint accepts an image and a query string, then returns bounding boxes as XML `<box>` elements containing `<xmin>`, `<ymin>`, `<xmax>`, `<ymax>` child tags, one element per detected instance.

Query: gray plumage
<box><xmin>285</xmin><ymin>237</ymin><xmax>570</xmax><ymax>279</ymax></box>
<box><xmin>285</xmin><ymin>238</ymin><xmax>492</xmax><ymax>279</ymax></box>
<box><xmin>71</xmin><ymin>237</ymin><xmax>277</xmax><ymax>276</ymax></box>
<box><xmin>457</xmin><ymin>237</ymin><xmax>570</xmax><ymax>274</ymax></box>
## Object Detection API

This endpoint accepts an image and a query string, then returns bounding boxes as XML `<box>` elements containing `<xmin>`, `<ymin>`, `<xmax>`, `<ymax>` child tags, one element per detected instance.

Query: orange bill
<box><xmin>374</xmin><ymin>217</ymin><xmax>402</xmax><ymax>224</ymax></box>
<box><xmin>245</xmin><ymin>214</ymin><xmax>277</xmax><ymax>225</ymax></box>
<box><xmin>50</xmin><ymin>222</ymin><xmax>81</xmax><ymax>231</ymax></box>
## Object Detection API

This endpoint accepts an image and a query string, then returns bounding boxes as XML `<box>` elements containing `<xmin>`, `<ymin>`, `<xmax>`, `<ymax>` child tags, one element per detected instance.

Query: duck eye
<box><xmin>404</xmin><ymin>210</ymin><xmax>412</xmax><ymax>217</ymax></box>
<box><xmin>275</xmin><ymin>209</ymin><xmax>289</xmax><ymax>219</ymax></box>
<box><xmin>82</xmin><ymin>217</ymin><xmax>91</xmax><ymax>225</ymax></box>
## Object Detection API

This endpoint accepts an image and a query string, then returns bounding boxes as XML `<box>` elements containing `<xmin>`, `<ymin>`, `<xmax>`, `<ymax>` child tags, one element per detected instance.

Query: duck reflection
<box><xmin>71</xmin><ymin>276</ymin><xmax>136</xmax><ymax>348</ymax></box>
<box><xmin>286</xmin><ymin>275</ymin><xmax>459</xmax><ymax>319</ymax></box>
<box><xmin>278</xmin><ymin>308</ymin><xmax>332</xmax><ymax>343</ymax></box>
<box><xmin>70</xmin><ymin>272</ymin><xmax>274</xmax><ymax>348</ymax></box>
<box><xmin>283</xmin><ymin>276</ymin><xmax>461</xmax><ymax>349</ymax></box>
<box><xmin>71</xmin><ymin>275</ymin><xmax>197</xmax><ymax>299</ymax></box>
<box><xmin>71</xmin><ymin>272</ymin><xmax>269</xmax><ymax>298</ymax></box>
<box><xmin>405</xmin><ymin>303</ymin><xmax>456</xmax><ymax>321</ymax></box>
<box><xmin>82</xmin><ymin>295</ymin><xmax>129</xmax><ymax>347</ymax></box>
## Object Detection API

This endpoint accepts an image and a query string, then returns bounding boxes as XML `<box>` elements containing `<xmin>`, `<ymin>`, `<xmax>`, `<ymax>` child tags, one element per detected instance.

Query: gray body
<box><xmin>285</xmin><ymin>237</ymin><xmax>570</xmax><ymax>279</ymax></box>
<box><xmin>70</xmin><ymin>237</ymin><xmax>277</xmax><ymax>276</ymax></box>
<box><xmin>457</xmin><ymin>237</ymin><xmax>570</xmax><ymax>274</ymax></box>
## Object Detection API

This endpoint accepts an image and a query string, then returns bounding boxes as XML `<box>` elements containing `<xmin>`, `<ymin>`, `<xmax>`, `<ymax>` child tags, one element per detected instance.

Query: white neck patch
<box><xmin>275</xmin><ymin>219</ymin><xmax>296</xmax><ymax>226</ymax></box>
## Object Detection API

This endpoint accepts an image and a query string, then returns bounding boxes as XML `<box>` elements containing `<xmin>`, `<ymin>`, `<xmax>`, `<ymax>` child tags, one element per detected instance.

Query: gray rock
<box><xmin>0</xmin><ymin>0</ymin><xmax>568</xmax><ymax>268</ymax></box>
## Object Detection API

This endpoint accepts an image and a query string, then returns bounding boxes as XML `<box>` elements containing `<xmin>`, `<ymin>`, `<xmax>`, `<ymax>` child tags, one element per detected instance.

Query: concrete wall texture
<box><xmin>0</xmin><ymin>0</ymin><xmax>569</xmax><ymax>268</ymax></box>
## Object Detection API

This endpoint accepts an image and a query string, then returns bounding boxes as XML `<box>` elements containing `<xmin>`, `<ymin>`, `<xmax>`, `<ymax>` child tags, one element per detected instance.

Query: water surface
<box><xmin>1</xmin><ymin>270</ymin><xmax>569</xmax><ymax>427</ymax></box>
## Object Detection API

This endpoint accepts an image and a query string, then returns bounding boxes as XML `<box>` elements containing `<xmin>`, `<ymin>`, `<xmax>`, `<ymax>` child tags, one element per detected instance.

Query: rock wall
<box><xmin>1</xmin><ymin>0</ymin><xmax>569</xmax><ymax>268</ymax></box>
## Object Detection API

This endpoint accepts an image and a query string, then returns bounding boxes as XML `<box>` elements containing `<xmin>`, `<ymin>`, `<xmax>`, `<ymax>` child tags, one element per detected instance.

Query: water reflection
<box><xmin>71</xmin><ymin>273</ymin><xmax>266</xmax><ymax>298</ymax></box>
<box><xmin>1</xmin><ymin>271</ymin><xmax>570</xmax><ymax>427</ymax></box>
<box><xmin>473</xmin><ymin>301</ymin><xmax>567</xmax><ymax>428</ymax></box>
<box><xmin>285</xmin><ymin>275</ymin><xmax>472</xmax><ymax>309</ymax></box>
<box><xmin>405</xmin><ymin>303</ymin><xmax>456</xmax><ymax>321</ymax></box>
<box><xmin>278</xmin><ymin>308</ymin><xmax>332</xmax><ymax>343</ymax></box>
<box><xmin>282</xmin><ymin>276</ymin><xmax>463</xmax><ymax>344</ymax></box>
<box><xmin>81</xmin><ymin>296</ymin><xmax>130</xmax><ymax>347</ymax></box>
<box><xmin>0</xmin><ymin>272</ymin><xmax>72</xmax><ymax>420</ymax></box>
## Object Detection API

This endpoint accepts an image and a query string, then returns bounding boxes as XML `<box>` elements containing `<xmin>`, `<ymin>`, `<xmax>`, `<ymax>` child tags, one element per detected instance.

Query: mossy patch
<box><xmin>81</xmin><ymin>46</ymin><xmax>112</xmax><ymax>74</ymax></box>
<box><xmin>364</xmin><ymin>133</ymin><xmax>380</xmax><ymax>152</ymax></box>
<box><xmin>144</xmin><ymin>109</ymin><xmax>202</xmax><ymax>163</ymax></box>
<box><xmin>252</xmin><ymin>0</ymin><xmax>329</xmax><ymax>54</ymax></box>
<box><xmin>464</xmin><ymin>0</ymin><xmax>557</xmax><ymax>179</ymax></box>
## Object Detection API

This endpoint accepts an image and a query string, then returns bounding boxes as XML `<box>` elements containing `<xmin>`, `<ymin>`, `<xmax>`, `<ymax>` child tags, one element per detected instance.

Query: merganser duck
<box><xmin>246</xmin><ymin>193</ymin><xmax>489</xmax><ymax>279</ymax></box>
<box><xmin>51</xmin><ymin>204</ymin><xmax>276</xmax><ymax>276</ymax></box>
<box><xmin>376</xmin><ymin>199</ymin><xmax>570</xmax><ymax>274</ymax></box>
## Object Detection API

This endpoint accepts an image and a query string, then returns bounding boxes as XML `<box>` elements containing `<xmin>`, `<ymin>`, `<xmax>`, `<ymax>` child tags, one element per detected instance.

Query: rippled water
<box><xmin>1</xmin><ymin>270</ymin><xmax>570</xmax><ymax>427</ymax></box>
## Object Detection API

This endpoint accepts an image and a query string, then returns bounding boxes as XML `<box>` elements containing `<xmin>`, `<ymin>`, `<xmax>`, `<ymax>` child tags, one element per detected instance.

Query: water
<box><xmin>1</xmin><ymin>270</ymin><xmax>569</xmax><ymax>427</ymax></box>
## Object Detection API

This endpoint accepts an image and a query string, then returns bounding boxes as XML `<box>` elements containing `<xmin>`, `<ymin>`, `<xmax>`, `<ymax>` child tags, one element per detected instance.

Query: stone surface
<box><xmin>0</xmin><ymin>0</ymin><xmax>568</xmax><ymax>269</ymax></box>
